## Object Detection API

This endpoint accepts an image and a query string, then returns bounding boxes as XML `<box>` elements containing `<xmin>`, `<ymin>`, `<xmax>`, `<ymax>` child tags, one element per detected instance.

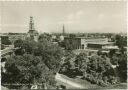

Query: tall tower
<box><xmin>28</xmin><ymin>16</ymin><xmax>38</xmax><ymax>41</ymax></box>
<box><xmin>29</xmin><ymin>16</ymin><xmax>35</xmax><ymax>31</ymax></box>
<box><xmin>62</xmin><ymin>24</ymin><xmax>65</xmax><ymax>35</ymax></box>
<box><xmin>60</xmin><ymin>25</ymin><xmax>65</xmax><ymax>41</ymax></box>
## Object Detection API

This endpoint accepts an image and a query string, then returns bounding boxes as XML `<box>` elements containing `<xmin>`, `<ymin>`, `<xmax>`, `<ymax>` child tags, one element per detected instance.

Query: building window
<box><xmin>82</xmin><ymin>44</ymin><xmax>84</xmax><ymax>49</ymax></box>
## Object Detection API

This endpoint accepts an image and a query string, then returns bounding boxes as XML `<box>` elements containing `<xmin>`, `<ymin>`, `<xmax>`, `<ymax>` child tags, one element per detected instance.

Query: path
<box><xmin>55</xmin><ymin>73</ymin><xmax>87</xmax><ymax>89</ymax></box>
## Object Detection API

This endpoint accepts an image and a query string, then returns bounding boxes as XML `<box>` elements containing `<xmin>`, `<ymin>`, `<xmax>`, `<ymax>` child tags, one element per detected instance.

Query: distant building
<box><xmin>60</xmin><ymin>35</ymin><xmax>64</xmax><ymax>41</ymax></box>
<box><xmin>64</xmin><ymin>37</ymin><xmax>81</xmax><ymax>49</ymax></box>
<box><xmin>59</xmin><ymin>25</ymin><xmax>66</xmax><ymax>41</ymax></box>
<box><xmin>0</xmin><ymin>35</ymin><xmax>11</xmax><ymax>49</ymax></box>
<box><xmin>8</xmin><ymin>33</ymin><xmax>27</xmax><ymax>44</ymax></box>
<box><xmin>81</xmin><ymin>37</ymin><xmax>109</xmax><ymax>49</ymax></box>
<box><xmin>27</xmin><ymin>16</ymin><xmax>39</xmax><ymax>41</ymax></box>
<box><xmin>0</xmin><ymin>33</ymin><xmax>27</xmax><ymax>50</ymax></box>
<box><xmin>64</xmin><ymin>37</ymin><xmax>117</xmax><ymax>50</ymax></box>
<box><xmin>87</xmin><ymin>42</ymin><xmax>118</xmax><ymax>50</ymax></box>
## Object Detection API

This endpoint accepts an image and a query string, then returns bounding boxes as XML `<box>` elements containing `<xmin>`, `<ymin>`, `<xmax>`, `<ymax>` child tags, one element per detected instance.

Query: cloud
<box><xmin>76</xmin><ymin>10</ymin><xmax>84</xmax><ymax>18</ymax></box>
<box><xmin>68</xmin><ymin>10</ymin><xmax>84</xmax><ymax>20</ymax></box>
<box><xmin>67</xmin><ymin>14</ymin><xmax>74</xmax><ymax>20</ymax></box>
<box><xmin>98</xmin><ymin>13</ymin><xmax>105</xmax><ymax>19</ymax></box>
<box><xmin>1</xmin><ymin>24</ymin><xmax>28</xmax><ymax>33</ymax></box>
<box><xmin>1</xmin><ymin>24</ymin><xmax>27</xmax><ymax>27</ymax></box>
<box><xmin>59</xmin><ymin>10</ymin><xmax>84</xmax><ymax>24</ymax></box>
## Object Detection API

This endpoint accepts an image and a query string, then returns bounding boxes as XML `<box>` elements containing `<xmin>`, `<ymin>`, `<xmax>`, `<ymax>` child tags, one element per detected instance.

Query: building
<box><xmin>27</xmin><ymin>16</ymin><xmax>39</xmax><ymax>41</ymax></box>
<box><xmin>0</xmin><ymin>33</ymin><xmax>27</xmax><ymax>50</ymax></box>
<box><xmin>59</xmin><ymin>25</ymin><xmax>66</xmax><ymax>41</ymax></box>
<box><xmin>80</xmin><ymin>37</ymin><xmax>109</xmax><ymax>49</ymax></box>
<box><xmin>64</xmin><ymin>37</ymin><xmax>82</xmax><ymax>50</ymax></box>
<box><xmin>64</xmin><ymin>36</ymin><xmax>117</xmax><ymax>50</ymax></box>
<box><xmin>8</xmin><ymin>33</ymin><xmax>27</xmax><ymax>44</ymax></box>
<box><xmin>0</xmin><ymin>35</ymin><xmax>12</xmax><ymax>49</ymax></box>
<box><xmin>87</xmin><ymin>42</ymin><xmax>118</xmax><ymax>50</ymax></box>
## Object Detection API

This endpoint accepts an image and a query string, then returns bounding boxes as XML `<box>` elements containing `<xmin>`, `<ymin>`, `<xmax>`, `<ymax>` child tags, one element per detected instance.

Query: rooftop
<box><xmin>88</xmin><ymin>42</ymin><xmax>114</xmax><ymax>45</ymax></box>
<box><xmin>65</xmin><ymin>36</ymin><xmax>107</xmax><ymax>39</ymax></box>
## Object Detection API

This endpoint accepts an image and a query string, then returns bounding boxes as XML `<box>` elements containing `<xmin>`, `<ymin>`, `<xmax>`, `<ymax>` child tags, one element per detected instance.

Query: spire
<box><xmin>29</xmin><ymin>16</ymin><xmax>35</xmax><ymax>31</ymax></box>
<box><xmin>62</xmin><ymin>24</ymin><xmax>65</xmax><ymax>35</ymax></box>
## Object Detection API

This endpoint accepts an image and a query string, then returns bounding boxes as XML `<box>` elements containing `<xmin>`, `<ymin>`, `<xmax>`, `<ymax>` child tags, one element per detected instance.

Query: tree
<box><xmin>64</xmin><ymin>50</ymin><xmax>75</xmax><ymax>63</ymax></box>
<box><xmin>3</xmin><ymin>33</ymin><xmax>65</xmax><ymax>89</ymax></box>
<box><xmin>115</xmin><ymin>35</ymin><xmax>127</xmax><ymax>48</ymax></box>
<box><xmin>74</xmin><ymin>53</ymin><xmax>116</xmax><ymax>86</ymax></box>
<box><xmin>110</xmin><ymin>54</ymin><xmax>119</xmax><ymax>65</ymax></box>
<box><xmin>14</xmin><ymin>33</ymin><xmax>64</xmax><ymax>73</ymax></box>
<box><xmin>109</xmin><ymin>49</ymin><xmax>116</xmax><ymax>58</ymax></box>
<box><xmin>75</xmin><ymin>53</ymin><xmax>88</xmax><ymax>71</ymax></box>
<box><xmin>14</xmin><ymin>39</ymin><xmax>23</xmax><ymax>48</ymax></box>
<box><xmin>1</xmin><ymin>36</ymin><xmax>11</xmax><ymax>45</ymax></box>
<box><xmin>3</xmin><ymin>54</ymin><xmax>56</xmax><ymax>89</ymax></box>
<box><xmin>14</xmin><ymin>39</ymin><xmax>38</xmax><ymax>55</ymax></box>
<box><xmin>21</xmin><ymin>40</ymin><xmax>38</xmax><ymax>54</ymax></box>
<box><xmin>59</xmin><ymin>50</ymin><xmax>76</xmax><ymax>76</ymax></box>
<box><xmin>36</xmin><ymin>34</ymin><xmax>64</xmax><ymax>72</ymax></box>
<box><xmin>38</xmin><ymin>33</ymin><xmax>52</xmax><ymax>43</ymax></box>
<box><xmin>35</xmin><ymin>42</ymin><xmax>64</xmax><ymax>73</ymax></box>
<box><xmin>117</xmin><ymin>53</ymin><xmax>127</xmax><ymax>82</ymax></box>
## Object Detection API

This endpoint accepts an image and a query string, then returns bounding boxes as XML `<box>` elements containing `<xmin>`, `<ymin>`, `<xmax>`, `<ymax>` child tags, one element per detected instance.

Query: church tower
<box><xmin>60</xmin><ymin>24</ymin><xmax>65</xmax><ymax>41</ymax></box>
<box><xmin>28</xmin><ymin>16</ymin><xmax>38</xmax><ymax>41</ymax></box>
<box><xmin>29</xmin><ymin>16</ymin><xmax>35</xmax><ymax>31</ymax></box>
<box><xmin>62</xmin><ymin>24</ymin><xmax>65</xmax><ymax>35</ymax></box>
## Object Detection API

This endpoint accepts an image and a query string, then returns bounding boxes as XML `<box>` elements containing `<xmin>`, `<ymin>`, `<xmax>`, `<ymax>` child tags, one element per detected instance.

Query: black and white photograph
<box><xmin>0</xmin><ymin>1</ymin><xmax>127</xmax><ymax>89</ymax></box>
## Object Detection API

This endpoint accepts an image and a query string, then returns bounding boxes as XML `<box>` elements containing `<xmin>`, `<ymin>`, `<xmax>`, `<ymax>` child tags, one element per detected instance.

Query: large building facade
<box><xmin>64</xmin><ymin>37</ymin><xmax>117</xmax><ymax>50</ymax></box>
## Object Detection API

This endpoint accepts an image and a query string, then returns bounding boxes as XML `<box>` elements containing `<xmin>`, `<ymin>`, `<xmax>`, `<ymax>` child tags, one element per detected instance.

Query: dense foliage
<box><xmin>2</xmin><ymin>33</ymin><xmax>64</xmax><ymax>89</ymax></box>
<box><xmin>1</xmin><ymin>36</ymin><xmax>11</xmax><ymax>45</ymax></box>
<box><xmin>60</xmin><ymin>52</ymin><xmax>118</xmax><ymax>87</ymax></box>
<box><xmin>2</xmin><ymin>33</ymin><xmax>127</xmax><ymax>89</ymax></box>
<box><xmin>115</xmin><ymin>35</ymin><xmax>127</xmax><ymax>48</ymax></box>
<box><xmin>109</xmin><ymin>35</ymin><xmax>127</xmax><ymax>82</ymax></box>
<box><xmin>109</xmin><ymin>48</ymin><xmax>127</xmax><ymax>82</ymax></box>
<box><xmin>117</xmin><ymin>53</ymin><xmax>127</xmax><ymax>82</ymax></box>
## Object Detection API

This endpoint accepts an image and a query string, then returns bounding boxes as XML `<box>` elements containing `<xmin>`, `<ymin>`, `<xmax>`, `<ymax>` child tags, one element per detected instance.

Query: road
<box><xmin>55</xmin><ymin>73</ymin><xmax>87</xmax><ymax>89</ymax></box>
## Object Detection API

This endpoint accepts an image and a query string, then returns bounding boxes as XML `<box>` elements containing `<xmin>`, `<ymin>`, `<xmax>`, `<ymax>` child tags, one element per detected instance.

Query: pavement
<box><xmin>55</xmin><ymin>73</ymin><xmax>88</xmax><ymax>89</ymax></box>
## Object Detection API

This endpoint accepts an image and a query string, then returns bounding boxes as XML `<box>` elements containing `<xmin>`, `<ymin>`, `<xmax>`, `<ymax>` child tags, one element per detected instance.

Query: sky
<box><xmin>0</xmin><ymin>1</ymin><xmax>127</xmax><ymax>33</ymax></box>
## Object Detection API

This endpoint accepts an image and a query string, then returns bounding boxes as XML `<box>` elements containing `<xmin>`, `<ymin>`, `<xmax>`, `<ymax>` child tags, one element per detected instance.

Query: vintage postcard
<box><xmin>0</xmin><ymin>0</ymin><xmax>127</xmax><ymax>89</ymax></box>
